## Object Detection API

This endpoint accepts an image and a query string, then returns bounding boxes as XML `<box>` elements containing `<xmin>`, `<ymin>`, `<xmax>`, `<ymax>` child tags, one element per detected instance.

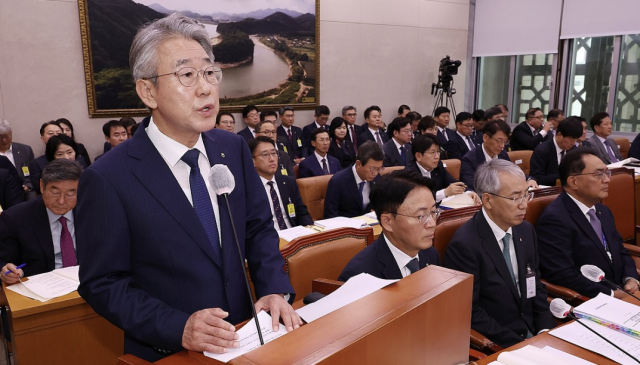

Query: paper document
<box><xmin>573</xmin><ymin>293</ymin><xmax>640</xmax><ymax>338</ymax></box>
<box><xmin>487</xmin><ymin>344</ymin><xmax>593</xmax><ymax>365</ymax></box>
<box><xmin>440</xmin><ymin>193</ymin><xmax>475</xmax><ymax>209</ymax></box>
<box><xmin>542</xmin><ymin>346</ymin><xmax>597</xmax><ymax>365</ymax></box>
<box><xmin>204</xmin><ymin>310</ymin><xmax>287</xmax><ymax>363</ymax></box>
<box><xmin>6</xmin><ymin>266</ymin><xmax>79</xmax><ymax>302</ymax></box>
<box><xmin>608</xmin><ymin>157</ymin><xmax>640</xmax><ymax>168</ymax></box>
<box><xmin>277</xmin><ymin>226</ymin><xmax>317</xmax><ymax>242</ymax></box>
<box><xmin>356</xmin><ymin>213</ymin><xmax>379</xmax><ymax>226</ymax></box>
<box><xmin>550</xmin><ymin>319</ymin><xmax>640</xmax><ymax>365</ymax></box>
<box><xmin>296</xmin><ymin>273</ymin><xmax>398</xmax><ymax>323</ymax></box>
<box><xmin>313</xmin><ymin>217</ymin><xmax>367</xmax><ymax>231</ymax></box>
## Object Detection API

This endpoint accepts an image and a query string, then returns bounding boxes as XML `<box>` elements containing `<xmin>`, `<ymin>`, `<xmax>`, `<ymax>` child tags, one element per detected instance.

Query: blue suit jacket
<box><xmin>437</xmin><ymin>128</ymin><xmax>456</xmax><ymax>145</ymax></box>
<box><xmin>338</xmin><ymin>234</ymin><xmax>440</xmax><ymax>281</ymax></box>
<box><xmin>382</xmin><ymin>139</ymin><xmax>412</xmax><ymax>167</ymax></box>
<box><xmin>357</xmin><ymin>128</ymin><xmax>389</xmax><ymax>147</ymax></box>
<box><xmin>444</xmin><ymin>132</ymin><xmax>476</xmax><ymax>160</ymax></box>
<box><xmin>324</xmin><ymin>166</ymin><xmax>378</xmax><ymax>219</ymax></box>
<box><xmin>298</xmin><ymin>153</ymin><xmax>340</xmax><ymax>178</ymax></box>
<box><xmin>444</xmin><ymin>211</ymin><xmax>555</xmax><ymax>348</ymax></box>
<box><xmin>536</xmin><ymin>192</ymin><xmax>638</xmax><ymax>298</ymax></box>
<box><xmin>406</xmin><ymin>161</ymin><xmax>456</xmax><ymax>194</ymax></box>
<box><xmin>460</xmin><ymin>145</ymin><xmax>510</xmax><ymax>190</ymax></box>
<box><xmin>274</xmin><ymin>174</ymin><xmax>313</xmax><ymax>227</ymax></box>
<box><xmin>301</xmin><ymin>122</ymin><xmax>329</xmax><ymax>157</ymax></box>
<box><xmin>237</xmin><ymin>126</ymin><xmax>254</xmax><ymax>142</ymax></box>
<box><xmin>76</xmin><ymin>120</ymin><xmax>293</xmax><ymax>361</ymax></box>
<box><xmin>530</xmin><ymin>138</ymin><xmax>573</xmax><ymax>186</ymax></box>
<box><xmin>510</xmin><ymin>122</ymin><xmax>548</xmax><ymax>151</ymax></box>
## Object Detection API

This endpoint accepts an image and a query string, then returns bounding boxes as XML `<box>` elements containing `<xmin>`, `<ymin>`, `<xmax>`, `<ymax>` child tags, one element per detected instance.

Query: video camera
<box><xmin>431</xmin><ymin>55</ymin><xmax>462</xmax><ymax>96</ymax></box>
<box><xmin>439</xmin><ymin>55</ymin><xmax>461</xmax><ymax>76</ymax></box>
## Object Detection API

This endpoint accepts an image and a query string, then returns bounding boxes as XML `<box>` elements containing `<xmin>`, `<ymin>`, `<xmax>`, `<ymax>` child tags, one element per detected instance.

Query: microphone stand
<box><xmin>221</xmin><ymin>193</ymin><xmax>264</xmax><ymax>346</ymax></box>
<box><xmin>601</xmin><ymin>278</ymin><xmax>640</xmax><ymax>304</ymax></box>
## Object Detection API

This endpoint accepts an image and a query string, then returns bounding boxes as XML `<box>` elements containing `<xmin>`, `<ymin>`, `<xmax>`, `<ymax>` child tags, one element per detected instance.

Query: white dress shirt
<box><xmin>46</xmin><ymin>208</ymin><xmax>75</xmax><ymax>269</ymax></box>
<box><xmin>481</xmin><ymin>144</ymin><xmax>498</xmax><ymax>162</ymax></box>
<box><xmin>384</xmin><ymin>234</ymin><xmax>420</xmax><ymax>278</ymax></box>
<box><xmin>528</xmin><ymin>122</ymin><xmax>547</xmax><ymax>138</ymax></box>
<box><xmin>314</xmin><ymin>150</ymin><xmax>329</xmax><ymax>168</ymax></box>
<box><xmin>438</xmin><ymin>126</ymin><xmax>449</xmax><ymax>141</ymax></box>
<box><xmin>552</xmin><ymin>136</ymin><xmax>564</xmax><ymax>165</ymax></box>
<box><xmin>416</xmin><ymin>163</ymin><xmax>447</xmax><ymax>203</ymax></box>
<box><xmin>482</xmin><ymin>208</ymin><xmax>519</xmax><ymax>294</ymax></box>
<box><xmin>457</xmin><ymin>131</ymin><xmax>474</xmax><ymax>150</ymax></box>
<box><xmin>352</xmin><ymin>165</ymin><xmax>370</xmax><ymax>208</ymax></box>
<box><xmin>260</xmin><ymin>176</ymin><xmax>292</xmax><ymax>231</ymax></box>
<box><xmin>0</xmin><ymin>143</ymin><xmax>15</xmax><ymax>166</ymax></box>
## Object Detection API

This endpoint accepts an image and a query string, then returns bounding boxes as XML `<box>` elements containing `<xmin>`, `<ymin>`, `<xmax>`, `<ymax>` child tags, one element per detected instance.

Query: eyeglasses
<box><xmin>346</xmin><ymin>113</ymin><xmax>357</xmax><ymax>117</ymax></box>
<box><xmin>391</xmin><ymin>208</ymin><xmax>442</xmax><ymax>225</ymax></box>
<box><xmin>424</xmin><ymin>150</ymin><xmax>441</xmax><ymax>156</ymax></box>
<box><xmin>528</xmin><ymin>115</ymin><xmax>544</xmax><ymax>120</ymax></box>
<box><xmin>247</xmin><ymin>112</ymin><xmax>259</xmax><ymax>118</ymax></box>
<box><xmin>253</xmin><ymin>151</ymin><xmax>278</xmax><ymax>159</ymax></box>
<box><xmin>0</xmin><ymin>134</ymin><xmax>11</xmax><ymax>140</ymax></box>
<box><xmin>145</xmin><ymin>66</ymin><xmax>222</xmax><ymax>87</ymax></box>
<box><xmin>45</xmin><ymin>190</ymin><xmax>77</xmax><ymax>200</ymax></box>
<box><xmin>399</xmin><ymin>128</ymin><xmax>413</xmax><ymax>134</ymax></box>
<box><xmin>219</xmin><ymin>120</ymin><xmax>235</xmax><ymax>126</ymax></box>
<box><xmin>490</xmin><ymin>137</ymin><xmax>510</xmax><ymax>146</ymax></box>
<box><xmin>487</xmin><ymin>191</ymin><xmax>534</xmax><ymax>204</ymax></box>
<box><xmin>461</xmin><ymin>123</ymin><xmax>474</xmax><ymax>128</ymax></box>
<box><xmin>571</xmin><ymin>169</ymin><xmax>612</xmax><ymax>180</ymax></box>
<box><xmin>258</xmin><ymin>130</ymin><xmax>276</xmax><ymax>136</ymax></box>
<box><xmin>369</xmin><ymin>166</ymin><xmax>385</xmax><ymax>174</ymax></box>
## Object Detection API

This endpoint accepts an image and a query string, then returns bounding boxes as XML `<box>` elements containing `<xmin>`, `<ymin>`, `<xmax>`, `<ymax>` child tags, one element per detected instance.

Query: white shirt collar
<box><xmin>527</xmin><ymin>122</ymin><xmax>537</xmax><ymax>134</ymax></box>
<box><xmin>383</xmin><ymin>233</ymin><xmax>419</xmax><ymax>275</ymax></box>
<box><xmin>259</xmin><ymin>175</ymin><xmax>276</xmax><ymax>187</ymax></box>
<box><xmin>314</xmin><ymin>121</ymin><xmax>323</xmax><ymax>129</ymax></box>
<box><xmin>596</xmin><ymin>135</ymin><xmax>607</xmax><ymax>144</ymax></box>
<box><xmin>392</xmin><ymin>137</ymin><xmax>403</xmax><ymax>150</ymax></box>
<box><xmin>3</xmin><ymin>143</ymin><xmax>12</xmax><ymax>153</ymax></box>
<box><xmin>416</xmin><ymin>162</ymin><xmax>431</xmax><ymax>176</ymax></box>
<box><xmin>369</xmin><ymin>127</ymin><xmax>380</xmax><ymax>135</ymax></box>
<box><xmin>314</xmin><ymin>150</ymin><xmax>327</xmax><ymax>165</ymax></box>
<box><xmin>352</xmin><ymin>164</ymin><xmax>364</xmax><ymax>185</ymax></box>
<box><xmin>552</xmin><ymin>136</ymin><xmax>563</xmax><ymax>156</ymax></box>
<box><xmin>146</xmin><ymin>117</ymin><xmax>208</xmax><ymax>168</ymax></box>
<box><xmin>481</xmin><ymin>143</ymin><xmax>496</xmax><ymax>161</ymax></box>
<box><xmin>46</xmin><ymin>207</ymin><xmax>74</xmax><ymax>225</ymax></box>
<box><xmin>482</xmin><ymin>208</ymin><xmax>513</xmax><ymax>242</ymax></box>
<box><xmin>457</xmin><ymin>131</ymin><xmax>468</xmax><ymax>140</ymax></box>
<box><xmin>566</xmin><ymin>192</ymin><xmax>593</xmax><ymax>215</ymax></box>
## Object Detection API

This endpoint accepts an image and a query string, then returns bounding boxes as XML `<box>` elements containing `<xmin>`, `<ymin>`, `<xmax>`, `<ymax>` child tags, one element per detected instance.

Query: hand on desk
<box><xmin>1</xmin><ymin>263</ymin><xmax>24</xmax><ymax>284</ymax></box>
<box><xmin>624</xmin><ymin>279</ymin><xmax>640</xmax><ymax>294</ymax></box>
<box><xmin>182</xmin><ymin>308</ymin><xmax>239</xmax><ymax>354</ymax></box>
<box><xmin>527</xmin><ymin>179</ymin><xmax>539</xmax><ymax>189</ymax></box>
<box><xmin>255</xmin><ymin>294</ymin><xmax>302</xmax><ymax>332</ymax></box>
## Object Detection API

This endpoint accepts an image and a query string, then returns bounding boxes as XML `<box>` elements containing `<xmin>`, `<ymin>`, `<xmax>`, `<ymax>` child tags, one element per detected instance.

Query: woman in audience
<box><xmin>328</xmin><ymin>117</ymin><xmax>355</xmax><ymax>169</ymax></box>
<box><xmin>56</xmin><ymin>118</ymin><xmax>91</xmax><ymax>166</ymax></box>
<box><xmin>45</xmin><ymin>135</ymin><xmax>87</xmax><ymax>168</ymax></box>
<box><xmin>215</xmin><ymin>112</ymin><xmax>236</xmax><ymax>132</ymax></box>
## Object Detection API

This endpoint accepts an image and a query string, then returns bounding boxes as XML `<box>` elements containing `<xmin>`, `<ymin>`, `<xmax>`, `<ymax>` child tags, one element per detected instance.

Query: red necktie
<box><xmin>350</xmin><ymin>126</ymin><xmax>358</xmax><ymax>153</ymax></box>
<box><xmin>59</xmin><ymin>217</ymin><xmax>77</xmax><ymax>267</ymax></box>
<box><xmin>287</xmin><ymin>128</ymin><xmax>293</xmax><ymax>145</ymax></box>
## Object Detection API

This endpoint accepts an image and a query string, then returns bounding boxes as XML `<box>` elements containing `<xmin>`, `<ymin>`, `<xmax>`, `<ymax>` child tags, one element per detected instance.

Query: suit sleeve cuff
<box><xmin>435</xmin><ymin>189</ymin><xmax>446</xmax><ymax>203</ymax></box>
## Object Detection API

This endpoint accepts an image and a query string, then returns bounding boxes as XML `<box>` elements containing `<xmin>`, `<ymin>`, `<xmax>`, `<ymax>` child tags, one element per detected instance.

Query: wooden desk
<box><xmin>4</xmin><ymin>286</ymin><xmax>123</xmax><ymax>365</ymax></box>
<box><xmin>279</xmin><ymin>224</ymin><xmax>382</xmax><ymax>249</ymax></box>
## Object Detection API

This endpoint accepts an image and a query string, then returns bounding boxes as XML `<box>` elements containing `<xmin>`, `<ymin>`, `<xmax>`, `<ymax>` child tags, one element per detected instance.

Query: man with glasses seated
<box><xmin>324</xmin><ymin>142</ymin><xmax>383</xmax><ymax>219</ymax></box>
<box><xmin>460</xmin><ymin>120</ymin><xmax>539</xmax><ymax>190</ymax></box>
<box><xmin>443</xmin><ymin>112</ymin><xmax>477</xmax><ymax>159</ymax></box>
<box><xmin>530</xmin><ymin>116</ymin><xmax>582</xmax><ymax>186</ymax></box>
<box><xmin>338</xmin><ymin>169</ymin><xmax>440</xmax><ymax>282</ymax></box>
<box><xmin>237</xmin><ymin>104</ymin><xmax>260</xmax><ymax>142</ymax></box>
<box><xmin>536</xmin><ymin>149</ymin><xmax>639</xmax><ymax>298</ymax></box>
<box><xmin>255</xmin><ymin>121</ymin><xmax>294</xmax><ymax>177</ymax></box>
<box><xmin>214</xmin><ymin>112</ymin><xmax>235</xmax><ymax>133</ymax></box>
<box><xmin>444</xmin><ymin>159</ymin><xmax>556</xmax><ymax>348</ymax></box>
<box><xmin>382</xmin><ymin>117</ymin><xmax>413</xmax><ymax>167</ymax></box>
<box><xmin>510</xmin><ymin>107</ymin><xmax>552</xmax><ymax>151</ymax></box>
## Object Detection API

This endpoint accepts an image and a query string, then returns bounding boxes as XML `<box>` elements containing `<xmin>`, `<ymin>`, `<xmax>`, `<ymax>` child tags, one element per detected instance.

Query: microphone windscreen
<box><xmin>550</xmin><ymin>298</ymin><xmax>571</xmax><ymax>319</ymax></box>
<box><xmin>209</xmin><ymin>164</ymin><xmax>236</xmax><ymax>196</ymax></box>
<box><xmin>581</xmin><ymin>265</ymin><xmax>605</xmax><ymax>282</ymax></box>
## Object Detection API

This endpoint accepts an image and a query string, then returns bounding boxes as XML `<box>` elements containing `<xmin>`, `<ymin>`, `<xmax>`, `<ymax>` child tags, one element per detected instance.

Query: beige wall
<box><xmin>0</xmin><ymin>0</ymin><xmax>469</xmax><ymax>160</ymax></box>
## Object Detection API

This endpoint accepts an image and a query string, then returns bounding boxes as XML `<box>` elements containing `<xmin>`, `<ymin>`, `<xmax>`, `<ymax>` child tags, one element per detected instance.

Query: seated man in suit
<box><xmin>576</xmin><ymin>117</ymin><xmax>592</xmax><ymax>148</ymax></box>
<box><xmin>530</xmin><ymin>116</ymin><xmax>582</xmax><ymax>186</ymax></box>
<box><xmin>0</xmin><ymin>119</ymin><xmax>35</xmax><ymax>197</ymax></box>
<box><xmin>483</xmin><ymin>106</ymin><xmax>504</xmax><ymax>123</ymax></box>
<box><xmin>460</xmin><ymin>120</ymin><xmax>538</xmax><ymax>190</ymax></box>
<box><xmin>94</xmin><ymin>120</ymin><xmax>128</xmax><ymax>161</ymax></box>
<box><xmin>324</xmin><ymin>141</ymin><xmax>383</xmax><ymax>218</ymax></box>
<box><xmin>545</xmin><ymin>109</ymin><xmax>565</xmax><ymax>138</ymax></box>
<box><xmin>237</xmin><ymin>104</ymin><xmax>260</xmax><ymax>142</ymax></box>
<box><xmin>29</xmin><ymin>121</ymin><xmax>63</xmax><ymax>195</ymax></box>
<box><xmin>471</xmin><ymin>109</ymin><xmax>485</xmax><ymax>144</ymax></box>
<box><xmin>510</xmin><ymin>108</ymin><xmax>551</xmax><ymax>151</ymax></box>
<box><xmin>254</xmin><ymin>121</ymin><xmax>294</xmax><ymax>177</ymax></box>
<box><xmin>588</xmin><ymin>112</ymin><xmax>623</xmax><ymax>164</ymax></box>
<box><xmin>298</xmin><ymin>129</ymin><xmax>340</xmax><ymax>178</ymax></box>
<box><xmin>408</xmin><ymin>134</ymin><xmax>480</xmax><ymax>205</ymax></box>
<box><xmin>301</xmin><ymin>105</ymin><xmax>330</xmax><ymax>157</ymax></box>
<box><xmin>630</xmin><ymin>132</ymin><xmax>640</xmax><ymax>160</ymax></box>
<box><xmin>249</xmin><ymin>137</ymin><xmax>313</xmax><ymax>230</ymax></box>
<box><xmin>406</xmin><ymin>111</ymin><xmax>422</xmax><ymax>142</ymax></box>
<box><xmin>444</xmin><ymin>159</ymin><xmax>556</xmax><ymax>348</ymax></box>
<box><xmin>214</xmin><ymin>112</ymin><xmax>235</xmax><ymax>132</ymax></box>
<box><xmin>277</xmin><ymin>106</ymin><xmax>304</xmax><ymax>163</ymax></box>
<box><xmin>536</xmin><ymin>149</ymin><xmax>639</xmax><ymax>298</ymax></box>
<box><xmin>383</xmin><ymin>117</ymin><xmax>412</xmax><ymax>167</ymax></box>
<box><xmin>357</xmin><ymin>106</ymin><xmax>389</xmax><ymax>147</ymax></box>
<box><xmin>434</xmin><ymin>106</ymin><xmax>456</xmax><ymax>146</ymax></box>
<box><xmin>443</xmin><ymin>112</ymin><xmax>476</xmax><ymax>159</ymax></box>
<box><xmin>339</xmin><ymin>169</ymin><xmax>440</xmax><ymax>281</ymax></box>
<box><xmin>342</xmin><ymin>105</ymin><xmax>360</xmax><ymax>156</ymax></box>
<box><xmin>0</xmin><ymin>159</ymin><xmax>83</xmax><ymax>283</ymax></box>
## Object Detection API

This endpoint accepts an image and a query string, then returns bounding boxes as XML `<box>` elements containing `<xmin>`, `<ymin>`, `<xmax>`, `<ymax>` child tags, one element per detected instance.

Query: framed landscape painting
<box><xmin>78</xmin><ymin>0</ymin><xmax>320</xmax><ymax>117</ymax></box>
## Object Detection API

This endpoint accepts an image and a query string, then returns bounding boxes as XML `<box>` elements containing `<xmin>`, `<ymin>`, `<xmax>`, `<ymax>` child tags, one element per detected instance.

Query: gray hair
<box><xmin>41</xmin><ymin>159</ymin><xmax>83</xmax><ymax>188</ymax></box>
<box><xmin>342</xmin><ymin>105</ymin><xmax>357</xmax><ymax>115</ymax></box>
<box><xmin>0</xmin><ymin>120</ymin><xmax>11</xmax><ymax>134</ymax></box>
<box><xmin>474</xmin><ymin>159</ymin><xmax>525</xmax><ymax>197</ymax></box>
<box><xmin>129</xmin><ymin>13</ymin><xmax>214</xmax><ymax>84</ymax></box>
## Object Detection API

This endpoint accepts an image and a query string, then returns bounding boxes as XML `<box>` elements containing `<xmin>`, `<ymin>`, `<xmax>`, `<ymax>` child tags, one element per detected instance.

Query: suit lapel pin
<box><xmin>221</xmin><ymin>153</ymin><xmax>226</xmax><ymax>158</ymax></box>
<box><xmin>519</xmin><ymin>238</ymin><xmax>522</xmax><ymax>242</ymax></box>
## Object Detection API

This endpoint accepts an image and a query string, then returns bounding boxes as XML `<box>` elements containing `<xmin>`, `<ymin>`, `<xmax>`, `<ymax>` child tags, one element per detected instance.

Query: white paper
<box><xmin>550</xmin><ymin>319</ymin><xmax>640</xmax><ymax>365</ymax></box>
<box><xmin>296</xmin><ymin>273</ymin><xmax>398</xmax><ymax>323</ymax></box>
<box><xmin>608</xmin><ymin>157</ymin><xmax>639</xmax><ymax>168</ymax></box>
<box><xmin>489</xmin><ymin>345</ymin><xmax>595</xmax><ymax>365</ymax></box>
<box><xmin>313</xmin><ymin>217</ymin><xmax>367</xmax><ymax>231</ymax></box>
<box><xmin>542</xmin><ymin>346</ymin><xmax>596</xmax><ymax>365</ymax></box>
<box><xmin>20</xmin><ymin>272</ymin><xmax>78</xmax><ymax>299</ymax></box>
<box><xmin>277</xmin><ymin>226</ymin><xmax>317</xmax><ymax>242</ymax></box>
<box><xmin>5</xmin><ymin>282</ymin><xmax>50</xmax><ymax>302</ymax></box>
<box><xmin>52</xmin><ymin>266</ymin><xmax>79</xmax><ymax>282</ymax></box>
<box><xmin>204</xmin><ymin>311</ymin><xmax>287</xmax><ymax>363</ymax></box>
<box><xmin>440</xmin><ymin>193</ymin><xmax>475</xmax><ymax>209</ymax></box>
<box><xmin>364</xmin><ymin>211</ymin><xmax>377</xmax><ymax>220</ymax></box>
<box><xmin>574</xmin><ymin>293</ymin><xmax>640</xmax><ymax>332</ymax></box>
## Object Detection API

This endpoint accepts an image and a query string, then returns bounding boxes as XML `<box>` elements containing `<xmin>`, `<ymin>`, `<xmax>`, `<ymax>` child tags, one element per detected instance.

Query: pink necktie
<box><xmin>59</xmin><ymin>217</ymin><xmax>77</xmax><ymax>267</ymax></box>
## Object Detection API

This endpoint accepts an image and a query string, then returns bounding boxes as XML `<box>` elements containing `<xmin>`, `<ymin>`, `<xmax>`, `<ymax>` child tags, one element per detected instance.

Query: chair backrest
<box><xmin>281</xmin><ymin>227</ymin><xmax>374</xmax><ymax>298</ymax></box>
<box><xmin>524</xmin><ymin>187</ymin><xmax>562</xmax><ymax>227</ymax></box>
<box><xmin>613</xmin><ymin>137</ymin><xmax>631</xmax><ymax>159</ymax></box>
<box><xmin>508</xmin><ymin>150</ymin><xmax>533</xmax><ymax>176</ymax></box>
<box><xmin>602</xmin><ymin>168</ymin><xmax>636</xmax><ymax>243</ymax></box>
<box><xmin>380</xmin><ymin>165</ymin><xmax>405</xmax><ymax>176</ymax></box>
<box><xmin>433</xmin><ymin>206</ymin><xmax>481</xmax><ymax>262</ymax></box>
<box><xmin>442</xmin><ymin>159</ymin><xmax>461</xmax><ymax>180</ymax></box>
<box><xmin>294</xmin><ymin>164</ymin><xmax>300</xmax><ymax>179</ymax></box>
<box><xmin>296</xmin><ymin>175</ymin><xmax>332</xmax><ymax>220</ymax></box>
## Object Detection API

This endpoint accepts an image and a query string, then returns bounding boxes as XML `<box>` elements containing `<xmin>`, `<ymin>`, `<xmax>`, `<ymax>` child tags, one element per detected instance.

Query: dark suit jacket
<box><xmin>530</xmin><ymin>138</ymin><xmax>573</xmax><ymax>186</ymax></box>
<box><xmin>76</xmin><ymin>143</ymin><xmax>92</xmax><ymax>167</ymax></box>
<box><xmin>274</xmin><ymin>174</ymin><xmax>313</xmax><ymax>227</ymax></box>
<box><xmin>345</xmin><ymin>125</ymin><xmax>361</xmax><ymax>155</ymax></box>
<box><xmin>406</xmin><ymin>161</ymin><xmax>456</xmax><ymax>194</ymax></box>
<box><xmin>28</xmin><ymin>155</ymin><xmax>48</xmax><ymax>194</ymax></box>
<box><xmin>444</xmin><ymin>132</ymin><xmax>477</xmax><ymax>160</ymax></box>
<box><xmin>324</xmin><ymin>166</ymin><xmax>378</xmax><ymax>218</ymax></box>
<box><xmin>589</xmin><ymin>135</ymin><xmax>623</xmax><ymax>164</ymax></box>
<box><xmin>382</xmin><ymin>139</ymin><xmax>412</xmax><ymax>167</ymax></box>
<box><xmin>436</xmin><ymin>128</ymin><xmax>456</xmax><ymax>146</ymax></box>
<box><xmin>510</xmin><ymin>122</ymin><xmax>549</xmax><ymax>151</ymax></box>
<box><xmin>75</xmin><ymin>121</ymin><xmax>293</xmax><ymax>361</ymax></box>
<box><xmin>277</xmin><ymin>125</ymin><xmax>303</xmax><ymax>159</ymax></box>
<box><xmin>298</xmin><ymin>153</ymin><xmax>340</xmax><ymax>178</ymax></box>
<box><xmin>460</xmin><ymin>146</ymin><xmax>510</xmax><ymax>190</ymax></box>
<box><xmin>301</xmin><ymin>122</ymin><xmax>329</xmax><ymax>157</ymax></box>
<box><xmin>579</xmin><ymin>140</ymin><xmax>592</xmax><ymax>148</ymax></box>
<box><xmin>328</xmin><ymin>140</ymin><xmax>355</xmax><ymax>169</ymax></box>
<box><xmin>357</xmin><ymin>128</ymin><xmax>389</xmax><ymax>147</ymax></box>
<box><xmin>444</xmin><ymin>212</ymin><xmax>556</xmax><ymax>348</ymax></box>
<box><xmin>11</xmin><ymin>142</ymin><xmax>35</xmax><ymax>187</ymax></box>
<box><xmin>471</xmin><ymin>130</ymin><xmax>484</xmax><ymax>145</ymax></box>
<box><xmin>237</xmin><ymin>127</ymin><xmax>254</xmax><ymax>142</ymax></box>
<box><xmin>275</xmin><ymin>135</ymin><xmax>295</xmax><ymax>164</ymax></box>
<box><xmin>0</xmin><ymin>168</ymin><xmax>24</xmax><ymax>210</ymax></box>
<box><xmin>0</xmin><ymin>197</ymin><xmax>58</xmax><ymax>276</ymax></box>
<box><xmin>630</xmin><ymin>134</ymin><xmax>640</xmax><ymax>160</ymax></box>
<box><xmin>276</xmin><ymin>150</ymin><xmax>294</xmax><ymax>178</ymax></box>
<box><xmin>338</xmin><ymin>234</ymin><xmax>440</xmax><ymax>281</ymax></box>
<box><xmin>536</xmin><ymin>192</ymin><xmax>638</xmax><ymax>298</ymax></box>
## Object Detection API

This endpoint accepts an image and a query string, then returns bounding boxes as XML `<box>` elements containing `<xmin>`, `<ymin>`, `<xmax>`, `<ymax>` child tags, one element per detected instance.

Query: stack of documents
<box><xmin>6</xmin><ymin>266</ymin><xmax>79</xmax><ymax>302</ymax></box>
<box><xmin>488</xmin><ymin>345</ymin><xmax>595</xmax><ymax>365</ymax></box>
<box><xmin>277</xmin><ymin>226</ymin><xmax>318</xmax><ymax>242</ymax></box>
<box><xmin>440</xmin><ymin>193</ymin><xmax>475</xmax><ymax>209</ymax></box>
<box><xmin>313</xmin><ymin>217</ymin><xmax>367</xmax><ymax>231</ymax></box>
<box><xmin>609</xmin><ymin>157</ymin><xmax>640</xmax><ymax>175</ymax></box>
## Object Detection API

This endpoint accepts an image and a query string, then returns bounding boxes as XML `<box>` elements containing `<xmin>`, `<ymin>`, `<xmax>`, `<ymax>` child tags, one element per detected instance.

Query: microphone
<box><xmin>209</xmin><ymin>164</ymin><xmax>264</xmax><ymax>346</ymax></box>
<box><xmin>581</xmin><ymin>264</ymin><xmax>640</xmax><ymax>304</ymax></box>
<box><xmin>550</xmin><ymin>298</ymin><xmax>640</xmax><ymax>364</ymax></box>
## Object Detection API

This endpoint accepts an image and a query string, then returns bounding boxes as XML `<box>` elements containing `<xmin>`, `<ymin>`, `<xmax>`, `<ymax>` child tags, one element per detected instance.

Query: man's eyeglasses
<box><xmin>253</xmin><ymin>151</ymin><xmax>278</xmax><ymax>159</ymax></box>
<box><xmin>486</xmin><ymin>192</ymin><xmax>534</xmax><ymax>204</ymax></box>
<box><xmin>571</xmin><ymin>169</ymin><xmax>612</xmax><ymax>180</ymax></box>
<box><xmin>490</xmin><ymin>137</ymin><xmax>510</xmax><ymax>146</ymax></box>
<box><xmin>346</xmin><ymin>113</ymin><xmax>357</xmax><ymax>117</ymax></box>
<box><xmin>391</xmin><ymin>208</ymin><xmax>442</xmax><ymax>225</ymax></box>
<box><xmin>219</xmin><ymin>120</ymin><xmax>235</xmax><ymax>126</ymax></box>
<box><xmin>528</xmin><ymin>115</ymin><xmax>544</xmax><ymax>120</ymax></box>
<box><xmin>145</xmin><ymin>66</ymin><xmax>222</xmax><ymax>87</ymax></box>
<box><xmin>258</xmin><ymin>130</ymin><xmax>276</xmax><ymax>136</ymax></box>
<box><xmin>424</xmin><ymin>150</ymin><xmax>441</xmax><ymax>157</ymax></box>
<box><xmin>368</xmin><ymin>166</ymin><xmax>385</xmax><ymax>174</ymax></box>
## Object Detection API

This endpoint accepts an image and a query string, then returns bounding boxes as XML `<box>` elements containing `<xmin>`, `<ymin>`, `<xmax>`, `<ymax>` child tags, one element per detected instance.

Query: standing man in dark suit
<box><xmin>298</xmin><ymin>129</ymin><xmax>340</xmax><ymax>178</ymax></box>
<box><xmin>536</xmin><ymin>149</ymin><xmax>639</xmax><ymax>298</ymax></box>
<box><xmin>237</xmin><ymin>104</ymin><xmax>259</xmax><ymax>142</ymax></box>
<box><xmin>342</xmin><ymin>106</ymin><xmax>360</xmax><ymax>155</ymax></box>
<box><xmin>530</xmin><ymin>116</ymin><xmax>582</xmax><ymax>186</ymax></box>
<box><xmin>510</xmin><ymin>108</ymin><xmax>551</xmax><ymax>151</ymax></box>
<box><xmin>254</xmin><ymin>121</ymin><xmax>294</xmax><ymax>177</ymax></box>
<box><xmin>249</xmin><ymin>137</ymin><xmax>313</xmax><ymax>230</ymax></box>
<box><xmin>0</xmin><ymin>119</ymin><xmax>35</xmax><ymax>198</ymax></box>
<box><xmin>339</xmin><ymin>169</ymin><xmax>440</xmax><ymax>281</ymax></box>
<box><xmin>383</xmin><ymin>117</ymin><xmax>413</xmax><ymax>167</ymax></box>
<box><xmin>0</xmin><ymin>159</ymin><xmax>82</xmax><ymax>283</ymax></box>
<box><xmin>588</xmin><ymin>112</ymin><xmax>623</xmax><ymax>164</ymax></box>
<box><xmin>75</xmin><ymin>14</ymin><xmax>300</xmax><ymax>362</ymax></box>
<box><xmin>324</xmin><ymin>142</ymin><xmax>383</xmax><ymax>218</ymax></box>
<box><xmin>434</xmin><ymin>106</ymin><xmax>456</xmax><ymax>146</ymax></box>
<box><xmin>357</xmin><ymin>105</ymin><xmax>389</xmax><ymax>147</ymax></box>
<box><xmin>301</xmin><ymin>105</ymin><xmax>330</xmax><ymax>157</ymax></box>
<box><xmin>444</xmin><ymin>159</ymin><xmax>555</xmax><ymax>348</ymax></box>
<box><xmin>443</xmin><ymin>112</ymin><xmax>477</xmax><ymax>160</ymax></box>
<box><xmin>277</xmin><ymin>106</ymin><xmax>304</xmax><ymax>164</ymax></box>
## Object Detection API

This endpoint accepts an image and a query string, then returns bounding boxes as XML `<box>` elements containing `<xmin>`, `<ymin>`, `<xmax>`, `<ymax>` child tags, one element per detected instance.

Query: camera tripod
<box><xmin>431</xmin><ymin>86</ymin><xmax>457</xmax><ymax>118</ymax></box>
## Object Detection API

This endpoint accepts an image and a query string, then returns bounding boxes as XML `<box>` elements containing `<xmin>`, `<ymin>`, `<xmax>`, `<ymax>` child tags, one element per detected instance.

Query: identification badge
<box><xmin>287</xmin><ymin>199</ymin><xmax>296</xmax><ymax>217</ymax></box>
<box><xmin>525</xmin><ymin>264</ymin><xmax>536</xmax><ymax>298</ymax></box>
<box><xmin>283</xmin><ymin>146</ymin><xmax>288</xmax><ymax>153</ymax></box>
<box><xmin>297</xmin><ymin>139</ymin><xmax>302</xmax><ymax>147</ymax></box>
<box><xmin>280</xmin><ymin>165</ymin><xmax>288</xmax><ymax>176</ymax></box>
<box><xmin>22</xmin><ymin>166</ymin><xmax>30</xmax><ymax>177</ymax></box>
